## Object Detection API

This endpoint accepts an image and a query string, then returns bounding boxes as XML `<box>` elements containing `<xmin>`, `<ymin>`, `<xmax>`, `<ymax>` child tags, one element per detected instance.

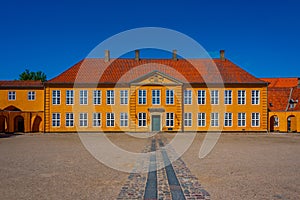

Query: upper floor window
<box><xmin>93</xmin><ymin>90</ymin><xmax>101</xmax><ymax>105</ymax></box>
<box><xmin>166</xmin><ymin>112</ymin><xmax>174</xmax><ymax>127</ymax></box>
<box><xmin>138</xmin><ymin>90</ymin><xmax>147</xmax><ymax>105</ymax></box>
<box><xmin>66</xmin><ymin>90</ymin><xmax>74</xmax><ymax>105</ymax></box>
<box><xmin>8</xmin><ymin>91</ymin><xmax>16</xmax><ymax>100</ymax></box>
<box><xmin>27</xmin><ymin>91</ymin><xmax>35</xmax><ymax>101</ymax></box>
<box><xmin>106</xmin><ymin>90</ymin><xmax>115</xmax><ymax>105</ymax></box>
<box><xmin>238</xmin><ymin>90</ymin><xmax>246</xmax><ymax>105</ymax></box>
<box><xmin>224</xmin><ymin>90</ymin><xmax>232</xmax><ymax>105</ymax></box>
<box><xmin>184</xmin><ymin>90</ymin><xmax>192</xmax><ymax>105</ymax></box>
<box><xmin>251</xmin><ymin>90</ymin><xmax>260</xmax><ymax>105</ymax></box>
<box><xmin>152</xmin><ymin>90</ymin><xmax>160</xmax><ymax>105</ymax></box>
<box><xmin>197</xmin><ymin>90</ymin><xmax>206</xmax><ymax>105</ymax></box>
<box><xmin>52</xmin><ymin>90</ymin><xmax>60</xmax><ymax>105</ymax></box>
<box><xmin>211</xmin><ymin>90</ymin><xmax>219</xmax><ymax>105</ymax></box>
<box><xmin>80</xmin><ymin>90</ymin><xmax>88</xmax><ymax>105</ymax></box>
<box><xmin>166</xmin><ymin>90</ymin><xmax>174</xmax><ymax>105</ymax></box>
<box><xmin>120</xmin><ymin>90</ymin><xmax>128</xmax><ymax>105</ymax></box>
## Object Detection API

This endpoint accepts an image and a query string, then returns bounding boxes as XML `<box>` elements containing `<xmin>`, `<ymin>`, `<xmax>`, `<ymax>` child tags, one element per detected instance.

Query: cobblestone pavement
<box><xmin>117</xmin><ymin>135</ymin><xmax>210</xmax><ymax>200</ymax></box>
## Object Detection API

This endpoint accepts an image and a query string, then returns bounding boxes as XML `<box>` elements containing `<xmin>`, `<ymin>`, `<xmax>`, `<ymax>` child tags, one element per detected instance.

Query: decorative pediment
<box><xmin>130</xmin><ymin>71</ymin><xmax>182</xmax><ymax>86</ymax></box>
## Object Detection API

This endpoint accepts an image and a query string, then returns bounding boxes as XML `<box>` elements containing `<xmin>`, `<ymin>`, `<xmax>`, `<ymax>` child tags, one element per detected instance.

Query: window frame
<box><xmin>224</xmin><ymin>112</ymin><xmax>233</xmax><ymax>127</ymax></box>
<box><xmin>238</xmin><ymin>90</ymin><xmax>246</xmax><ymax>105</ymax></box>
<box><xmin>184</xmin><ymin>112</ymin><xmax>192</xmax><ymax>127</ymax></box>
<box><xmin>210</xmin><ymin>90</ymin><xmax>219</xmax><ymax>105</ymax></box>
<box><xmin>197</xmin><ymin>90</ymin><xmax>206</xmax><ymax>105</ymax></box>
<box><xmin>93</xmin><ymin>112</ymin><xmax>101</xmax><ymax>127</ymax></box>
<box><xmin>65</xmin><ymin>112</ymin><xmax>74</xmax><ymax>127</ymax></box>
<box><xmin>197</xmin><ymin>112</ymin><xmax>206</xmax><ymax>127</ymax></box>
<box><xmin>106</xmin><ymin>90</ymin><xmax>115</xmax><ymax>105</ymax></box>
<box><xmin>93</xmin><ymin>90</ymin><xmax>101</xmax><ymax>105</ymax></box>
<box><xmin>152</xmin><ymin>89</ymin><xmax>161</xmax><ymax>105</ymax></box>
<box><xmin>52</xmin><ymin>90</ymin><xmax>61</xmax><ymax>105</ymax></box>
<box><xmin>211</xmin><ymin>112</ymin><xmax>219</xmax><ymax>127</ymax></box>
<box><xmin>52</xmin><ymin>113</ymin><xmax>60</xmax><ymax>127</ymax></box>
<box><xmin>79</xmin><ymin>112</ymin><xmax>88</xmax><ymax>127</ymax></box>
<box><xmin>27</xmin><ymin>91</ymin><xmax>36</xmax><ymax>101</ymax></box>
<box><xmin>251</xmin><ymin>112</ymin><xmax>260</xmax><ymax>127</ymax></box>
<box><xmin>251</xmin><ymin>90</ymin><xmax>260</xmax><ymax>105</ymax></box>
<box><xmin>166</xmin><ymin>89</ymin><xmax>174</xmax><ymax>105</ymax></box>
<box><xmin>138</xmin><ymin>90</ymin><xmax>147</xmax><ymax>105</ymax></box>
<box><xmin>224</xmin><ymin>90</ymin><xmax>232</xmax><ymax>105</ymax></box>
<box><xmin>184</xmin><ymin>90</ymin><xmax>192</xmax><ymax>105</ymax></box>
<box><xmin>166</xmin><ymin>112</ymin><xmax>174</xmax><ymax>127</ymax></box>
<box><xmin>80</xmin><ymin>90</ymin><xmax>88</xmax><ymax>105</ymax></box>
<box><xmin>238</xmin><ymin>112</ymin><xmax>246</xmax><ymax>127</ymax></box>
<box><xmin>138</xmin><ymin>112</ymin><xmax>147</xmax><ymax>127</ymax></box>
<box><xmin>120</xmin><ymin>90</ymin><xmax>128</xmax><ymax>105</ymax></box>
<box><xmin>120</xmin><ymin>112</ymin><xmax>128</xmax><ymax>127</ymax></box>
<box><xmin>66</xmin><ymin>90</ymin><xmax>74</xmax><ymax>105</ymax></box>
<box><xmin>106</xmin><ymin>112</ymin><xmax>115</xmax><ymax>127</ymax></box>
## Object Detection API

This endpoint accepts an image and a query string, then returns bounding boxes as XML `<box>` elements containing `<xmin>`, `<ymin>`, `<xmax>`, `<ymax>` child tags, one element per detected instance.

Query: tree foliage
<box><xmin>19</xmin><ymin>69</ymin><xmax>47</xmax><ymax>82</ymax></box>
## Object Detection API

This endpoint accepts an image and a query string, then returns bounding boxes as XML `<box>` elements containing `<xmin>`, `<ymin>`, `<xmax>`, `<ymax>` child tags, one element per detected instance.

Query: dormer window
<box><xmin>289</xmin><ymin>99</ymin><xmax>298</xmax><ymax>109</ymax></box>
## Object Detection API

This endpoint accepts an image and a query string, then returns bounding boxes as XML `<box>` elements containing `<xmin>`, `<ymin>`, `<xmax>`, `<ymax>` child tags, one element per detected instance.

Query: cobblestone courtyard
<box><xmin>0</xmin><ymin>133</ymin><xmax>299</xmax><ymax>199</ymax></box>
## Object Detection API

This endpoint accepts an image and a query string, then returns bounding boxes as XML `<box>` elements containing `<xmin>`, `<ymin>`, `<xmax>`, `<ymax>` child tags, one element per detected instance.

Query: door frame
<box><xmin>150</xmin><ymin>113</ymin><xmax>162</xmax><ymax>132</ymax></box>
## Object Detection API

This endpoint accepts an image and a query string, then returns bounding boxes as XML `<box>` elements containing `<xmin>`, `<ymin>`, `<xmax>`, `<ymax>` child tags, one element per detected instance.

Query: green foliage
<box><xmin>19</xmin><ymin>69</ymin><xmax>47</xmax><ymax>82</ymax></box>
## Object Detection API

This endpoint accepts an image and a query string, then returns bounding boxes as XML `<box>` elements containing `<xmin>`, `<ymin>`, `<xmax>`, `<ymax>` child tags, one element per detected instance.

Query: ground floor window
<box><xmin>93</xmin><ymin>113</ymin><xmax>101</xmax><ymax>127</ymax></box>
<box><xmin>211</xmin><ymin>112</ymin><xmax>219</xmax><ymax>127</ymax></box>
<box><xmin>166</xmin><ymin>112</ymin><xmax>174</xmax><ymax>127</ymax></box>
<box><xmin>251</xmin><ymin>113</ymin><xmax>260</xmax><ymax>127</ymax></box>
<box><xmin>79</xmin><ymin>113</ymin><xmax>88</xmax><ymax>127</ymax></box>
<box><xmin>238</xmin><ymin>112</ymin><xmax>246</xmax><ymax>127</ymax></box>
<box><xmin>52</xmin><ymin>113</ymin><xmax>60</xmax><ymax>127</ymax></box>
<box><xmin>184</xmin><ymin>112</ymin><xmax>192</xmax><ymax>127</ymax></box>
<box><xmin>106</xmin><ymin>113</ymin><xmax>115</xmax><ymax>127</ymax></box>
<box><xmin>224</xmin><ymin>112</ymin><xmax>232</xmax><ymax>127</ymax></box>
<box><xmin>120</xmin><ymin>112</ymin><xmax>128</xmax><ymax>127</ymax></box>
<box><xmin>197</xmin><ymin>112</ymin><xmax>206</xmax><ymax>127</ymax></box>
<box><xmin>138</xmin><ymin>112</ymin><xmax>146</xmax><ymax>127</ymax></box>
<box><xmin>66</xmin><ymin>113</ymin><xmax>74</xmax><ymax>127</ymax></box>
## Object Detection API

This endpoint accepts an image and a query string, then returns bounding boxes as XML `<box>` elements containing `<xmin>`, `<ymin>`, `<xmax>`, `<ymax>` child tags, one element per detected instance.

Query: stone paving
<box><xmin>117</xmin><ymin>135</ymin><xmax>210</xmax><ymax>200</ymax></box>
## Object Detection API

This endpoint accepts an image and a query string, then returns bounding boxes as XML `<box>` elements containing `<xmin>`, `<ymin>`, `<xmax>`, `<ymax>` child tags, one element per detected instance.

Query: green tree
<box><xmin>19</xmin><ymin>69</ymin><xmax>47</xmax><ymax>82</ymax></box>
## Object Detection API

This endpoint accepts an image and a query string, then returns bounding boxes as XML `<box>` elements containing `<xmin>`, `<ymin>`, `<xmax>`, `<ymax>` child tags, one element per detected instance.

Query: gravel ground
<box><xmin>0</xmin><ymin>133</ymin><xmax>299</xmax><ymax>200</ymax></box>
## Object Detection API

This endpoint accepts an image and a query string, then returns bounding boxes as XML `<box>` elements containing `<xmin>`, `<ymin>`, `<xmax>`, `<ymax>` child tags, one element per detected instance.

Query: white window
<box><xmin>106</xmin><ymin>90</ymin><xmax>115</xmax><ymax>105</ymax></box>
<box><xmin>120</xmin><ymin>90</ymin><xmax>128</xmax><ymax>105</ymax></box>
<box><xmin>238</xmin><ymin>90</ymin><xmax>246</xmax><ymax>105</ymax></box>
<box><xmin>184</xmin><ymin>112</ymin><xmax>192</xmax><ymax>127</ymax></box>
<box><xmin>93</xmin><ymin>90</ymin><xmax>101</xmax><ymax>105</ymax></box>
<box><xmin>238</xmin><ymin>113</ymin><xmax>246</xmax><ymax>127</ymax></box>
<box><xmin>66</xmin><ymin>113</ymin><xmax>74</xmax><ymax>127</ymax></box>
<box><xmin>184</xmin><ymin>90</ymin><xmax>192</xmax><ymax>105</ymax></box>
<box><xmin>8</xmin><ymin>91</ymin><xmax>16</xmax><ymax>101</ymax></box>
<box><xmin>251</xmin><ymin>90</ymin><xmax>260</xmax><ymax>105</ymax></box>
<box><xmin>273</xmin><ymin>116</ymin><xmax>279</xmax><ymax>127</ymax></box>
<box><xmin>251</xmin><ymin>113</ymin><xmax>260</xmax><ymax>127</ymax></box>
<box><xmin>120</xmin><ymin>112</ymin><xmax>128</xmax><ymax>127</ymax></box>
<box><xmin>106</xmin><ymin>113</ymin><xmax>115</xmax><ymax>127</ymax></box>
<box><xmin>79</xmin><ymin>113</ymin><xmax>88</xmax><ymax>127</ymax></box>
<box><xmin>138</xmin><ymin>90</ymin><xmax>147</xmax><ymax>105</ymax></box>
<box><xmin>224</xmin><ymin>90</ymin><xmax>232</xmax><ymax>105</ymax></box>
<box><xmin>166</xmin><ymin>112</ymin><xmax>174</xmax><ymax>127</ymax></box>
<box><xmin>152</xmin><ymin>90</ymin><xmax>160</xmax><ymax>105</ymax></box>
<box><xmin>224</xmin><ymin>112</ymin><xmax>232</xmax><ymax>127</ymax></box>
<box><xmin>197</xmin><ymin>113</ymin><xmax>206</xmax><ymax>127</ymax></box>
<box><xmin>28</xmin><ymin>91</ymin><xmax>35</xmax><ymax>101</ymax></box>
<box><xmin>93</xmin><ymin>113</ymin><xmax>101</xmax><ymax>127</ymax></box>
<box><xmin>211</xmin><ymin>90</ymin><xmax>219</xmax><ymax>105</ymax></box>
<box><xmin>52</xmin><ymin>113</ymin><xmax>60</xmax><ymax>127</ymax></box>
<box><xmin>197</xmin><ymin>90</ymin><xmax>206</xmax><ymax>105</ymax></box>
<box><xmin>166</xmin><ymin>90</ymin><xmax>174</xmax><ymax>105</ymax></box>
<box><xmin>52</xmin><ymin>90</ymin><xmax>60</xmax><ymax>105</ymax></box>
<box><xmin>80</xmin><ymin>90</ymin><xmax>88</xmax><ymax>105</ymax></box>
<box><xmin>138</xmin><ymin>112</ymin><xmax>146</xmax><ymax>127</ymax></box>
<box><xmin>211</xmin><ymin>112</ymin><xmax>219</xmax><ymax>127</ymax></box>
<box><xmin>66</xmin><ymin>90</ymin><xmax>74</xmax><ymax>105</ymax></box>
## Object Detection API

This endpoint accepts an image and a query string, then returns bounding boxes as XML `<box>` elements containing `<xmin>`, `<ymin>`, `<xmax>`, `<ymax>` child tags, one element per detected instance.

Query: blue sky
<box><xmin>0</xmin><ymin>0</ymin><xmax>299</xmax><ymax>80</ymax></box>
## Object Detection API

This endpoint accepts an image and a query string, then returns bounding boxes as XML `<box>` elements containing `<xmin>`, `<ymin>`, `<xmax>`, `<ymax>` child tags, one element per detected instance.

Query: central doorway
<box><xmin>151</xmin><ymin>115</ymin><xmax>161</xmax><ymax>132</ymax></box>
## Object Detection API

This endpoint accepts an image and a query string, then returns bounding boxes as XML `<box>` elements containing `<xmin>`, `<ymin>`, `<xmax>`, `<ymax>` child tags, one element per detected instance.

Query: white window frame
<box><xmin>106</xmin><ymin>90</ymin><xmax>115</xmax><ymax>105</ymax></box>
<box><xmin>52</xmin><ymin>113</ymin><xmax>60</xmax><ymax>127</ymax></box>
<box><xmin>251</xmin><ymin>112</ymin><xmax>260</xmax><ymax>127</ymax></box>
<box><xmin>184</xmin><ymin>90</ymin><xmax>192</xmax><ymax>105</ymax></box>
<box><xmin>27</xmin><ymin>91</ymin><xmax>35</xmax><ymax>101</ymax></box>
<box><xmin>79</xmin><ymin>113</ymin><xmax>88</xmax><ymax>127</ymax></box>
<box><xmin>120</xmin><ymin>90</ymin><xmax>128</xmax><ymax>105</ymax></box>
<box><xmin>224</xmin><ymin>90</ymin><xmax>232</xmax><ymax>105</ymax></box>
<box><xmin>166</xmin><ymin>90</ymin><xmax>174</xmax><ymax>105</ymax></box>
<box><xmin>80</xmin><ymin>90</ymin><xmax>88</xmax><ymax>105</ymax></box>
<box><xmin>138</xmin><ymin>112</ymin><xmax>147</xmax><ymax>127</ymax></box>
<box><xmin>52</xmin><ymin>90</ymin><xmax>60</xmax><ymax>105</ymax></box>
<box><xmin>138</xmin><ymin>90</ymin><xmax>147</xmax><ymax>105</ymax></box>
<box><xmin>93</xmin><ymin>112</ymin><xmax>101</xmax><ymax>127</ymax></box>
<box><xmin>197</xmin><ymin>112</ymin><xmax>206</xmax><ymax>127</ymax></box>
<box><xmin>238</xmin><ymin>90</ymin><xmax>246</xmax><ymax>105</ymax></box>
<box><xmin>238</xmin><ymin>112</ymin><xmax>246</xmax><ymax>127</ymax></box>
<box><xmin>184</xmin><ymin>112</ymin><xmax>192</xmax><ymax>127</ymax></box>
<box><xmin>106</xmin><ymin>112</ymin><xmax>115</xmax><ymax>127</ymax></box>
<box><xmin>251</xmin><ymin>90</ymin><xmax>260</xmax><ymax>105</ymax></box>
<box><xmin>93</xmin><ymin>90</ymin><xmax>101</xmax><ymax>105</ymax></box>
<box><xmin>66</xmin><ymin>90</ymin><xmax>74</xmax><ymax>105</ymax></box>
<box><xmin>197</xmin><ymin>90</ymin><xmax>206</xmax><ymax>105</ymax></box>
<box><xmin>120</xmin><ymin>112</ymin><xmax>128</xmax><ymax>127</ymax></box>
<box><xmin>8</xmin><ymin>91</ymin><xmax>16</xmax><ymax>101</ymax></box>
<box><xmin>152</xmin><ymin>90</ymin><xmax>161</xmax><ymax>105</ymax></box>
<box><xmin>211</xmin><ymin>90</ymin><xmax>219</xmax><ymax>105</ymax></box>
<box><xmin>166</xmin><ymin>112</ymin><xmax>174</xmax><ymax>127</ymax></box>
<box><xmin>66</xmin><ymin>113</ymin><xmax>74</xmax><ymax>127</ymax></box>
<box><xmin>211</xmin><ymin>112</ymin><xmax>219</xmax><ymax>127</ymax></box>
<box><xmin>224</xmin><ymin>112</ymin><xmax>233</xmax><ymax>127</ymax></box>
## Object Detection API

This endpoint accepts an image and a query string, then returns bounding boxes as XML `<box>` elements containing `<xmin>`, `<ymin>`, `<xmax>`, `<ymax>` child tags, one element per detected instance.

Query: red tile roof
<box><xmin>47</xmin><ymin>58</ymin><xmax>266</xmax><ymax>85</ymax></box>
<box><xmin>268</xmin><ymin>87</ymin><xmax>292</xmax><ymax>111</ymax></box>
<box><xmin>0</xmin><ymin>80</ymin><xmax>43</xmax><ymax>88</ymax></box>
<box><xmin>261</xmin><ymin>77</ymin><xmax>298</xmax><ymax>87</ymax></box>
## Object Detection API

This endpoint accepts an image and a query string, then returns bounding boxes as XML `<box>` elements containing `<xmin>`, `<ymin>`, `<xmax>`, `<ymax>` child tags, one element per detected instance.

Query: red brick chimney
<box><xmin>172</xmin><ymin>49</ymin><xmax>177</xmax><ymax>60</ymax></box>
<box><xmin>104</xmin><ymin>50</ymin><xmax>110</xmax><ymax>62</ymax></box>
<box><xmin>220</xmin><ymin>50</ymin><xmax>225</xmax><ymax>61</ymax></box>
<box><xmin>135</xmin><ymin>50</ymin><xmax>140</xmax><ymax>61</ymax></box>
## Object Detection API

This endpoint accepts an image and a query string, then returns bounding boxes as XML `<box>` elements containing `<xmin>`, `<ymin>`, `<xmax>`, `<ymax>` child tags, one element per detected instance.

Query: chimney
<box><xmin>104</xmin><ymin>50</ymin><xmax>110</xmax><ymax>62</ymax></box>
<box><xmin>135</xmin><ymin>50</ymin><xmax>140</xmax><ymax>61</ymax></box>
<box><xmin>220</xmin><ymin>50</ymin><xmax>225</xmax><ymax>61</ymax></box>
<box><xmin>172</xmin><ymin>49</ymin><xmax>177</xmax><ymax>60</ymax></box>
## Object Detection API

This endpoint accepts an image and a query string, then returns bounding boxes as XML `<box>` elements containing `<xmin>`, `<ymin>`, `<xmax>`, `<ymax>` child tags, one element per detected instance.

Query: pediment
<box><xmin>130</xmin><ymin>71</ymin><xmax>182</xmax><ymax>85</ymax></box>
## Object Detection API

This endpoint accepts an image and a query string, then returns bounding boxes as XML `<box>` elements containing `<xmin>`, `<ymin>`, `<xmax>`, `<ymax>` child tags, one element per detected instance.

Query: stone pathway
<box><xmin>117</xmin><ymin>135</ymin><xmax>210</xmax><ymax>200</ymax></box>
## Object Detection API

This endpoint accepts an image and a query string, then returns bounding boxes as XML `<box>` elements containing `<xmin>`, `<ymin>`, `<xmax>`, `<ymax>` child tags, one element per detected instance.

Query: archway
<box><xmin>14</xmin><ymin>116</ymin><xmax>24</xmax><ymax>133</ymax></box>
<box><xmin>270</xmin><ymin>115</ymin><xmax>279</xmax><ymax>132</ymax></box>
<box><xmin>4</xmin><ymin>106</ymin><xmax>21</xmax><ymax>111</ymax></box>
<box><xmin>287</xmin><ymin>115</ymin><xmax>297</xmax><ymax>132</ymax></box>
<box><xmin>32</xmin><ymin>116</ymin><xmax>42</xmax><ymax>132</ymax></box>
<box><xmin>0</xmin><ymin>116</ymin><xmax>7</xmax><ymax>133</ymax></box>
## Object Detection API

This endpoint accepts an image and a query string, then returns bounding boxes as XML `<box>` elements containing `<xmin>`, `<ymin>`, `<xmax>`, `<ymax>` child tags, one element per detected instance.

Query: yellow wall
<box><xmin>269</xmin><ymin>111</ymin><xmax>300</xmax><ymax>132</ymax></box>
